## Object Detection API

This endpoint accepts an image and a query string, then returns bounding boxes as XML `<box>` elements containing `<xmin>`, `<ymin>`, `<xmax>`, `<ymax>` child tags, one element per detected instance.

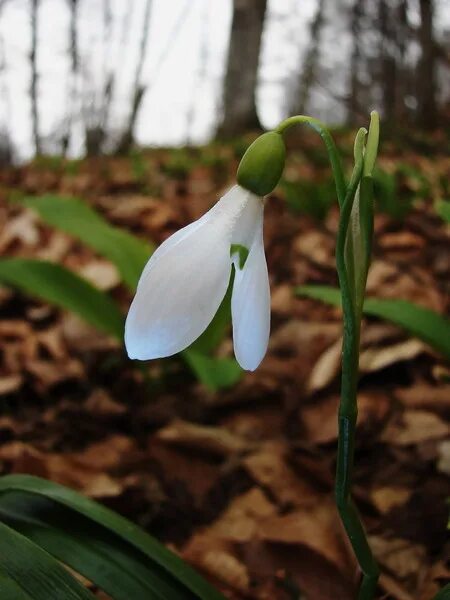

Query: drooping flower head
<box><xmin>125</xmin><ymin>132</ymin><xmax>286</xmax><ymax>371</ymax></box>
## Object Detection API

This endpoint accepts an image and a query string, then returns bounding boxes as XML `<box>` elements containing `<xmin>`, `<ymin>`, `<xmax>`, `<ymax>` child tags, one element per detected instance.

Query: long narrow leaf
<box><xmin>0</xmin><ymin>492</ymin><xmax>192</xmax><ymax>600</ymax></box>
<box><xmin>0</xmin><ymin>259</ymin><xmax>124</xmax><ymax>338</ymax></box>
<box><xmin>0</xmin><ymin>521</ymin><xmax>95</xmax><ymax>600</ymax></box>
<box><xmin>0</xmin><ymin>475</ymin><xmax>225</xmax><ymax>600</ymax></box>
<box><xmin>0</xmin><ymin>570</ymin><xmax>33</xmax><ymax>600</ymax></box>
<box><xmin>24</xmin><ymin>195</ymin><xmax>153</xmax><ymax>291</ymax></box>
<box><xmin>296</xmin><ymin>285</ymin><xmax>450</xmax><ymax>359</ymax></box>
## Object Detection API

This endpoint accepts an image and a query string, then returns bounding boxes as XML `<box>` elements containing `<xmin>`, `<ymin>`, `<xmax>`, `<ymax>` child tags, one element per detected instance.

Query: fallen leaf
<box><xmin>0</xmin><ymin>373</ymin><xmax>23</xmax><ymax>395</ymax></box>
<box><xmin>381</xmin><ymin>410</ymin><xmax>449</xmax><ymax>445</ymax></box>
<box><xmin>370</xmin><ymin>486</ymin><xmax>412</xmax><ymax>514</ymax></box>
<box><xmin>156</xmin><ymin>420</ymin><xmax>255</xmax><ymax>456</ymax></box>
<box><xmin>369</xmin><ymin>535</ymin><xmax>427</xmax><ymax>579</ymax></box>
<box><xmin>243</xmin><ymin>442</ymin><xmax>321</xmax><ymax>507</ymax></box>
<box><xmin>77</xmin><ymin>259</ymin><xmax>120</xmax><ymax>291</ymax></box>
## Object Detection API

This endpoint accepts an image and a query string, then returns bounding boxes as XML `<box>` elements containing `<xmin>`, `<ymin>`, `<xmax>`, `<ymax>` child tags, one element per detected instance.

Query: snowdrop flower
<box><xmin>125</xmin><ymin>132</ymin><xmax>286</xmax><ymax>371</ymax></box>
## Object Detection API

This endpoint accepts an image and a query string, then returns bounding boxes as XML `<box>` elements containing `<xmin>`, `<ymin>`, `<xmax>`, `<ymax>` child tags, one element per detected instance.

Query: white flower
<box><xmin>125</xmin><ymin>185</ymin><xmax>270</xmax><ymax>371</ymax></box>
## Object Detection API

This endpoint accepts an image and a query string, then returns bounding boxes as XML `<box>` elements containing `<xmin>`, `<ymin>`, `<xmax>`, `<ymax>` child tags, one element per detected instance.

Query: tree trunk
<box><xmin>62</xmin><ymin>0</ymin><xmax>78</xmax><ymax>156</ymax></box>
<box><xmin>116</xmin><ymin>0</ymin><xmax>152</xmax><ymax>153</ymax></box>
<box><xmin>30</xmin><ymin>0</ymin><xmax>41</xmax><ymax>155</ymax></box>
<box><xmin>417</xmin><ymin>0</ymin><xmax>437</xmax><ymax>128</ymax></box>
<box><xmin>217</xmin><ymin>0</ymin><xmax>267</xmax><ymax>137</ymax></box>
<box><xmin>378</xmin><ymin>0</ymin><xmax>397</xmax><ymax>123</ymax></box>
<box><xmin>292</xmin><ymin>0</ymin><xmax>326</xmax><ymax>116</ymax></box>
<box><xmin>348</xmin><ymin>0</ymin><xmax>363</xmax><ymax>122</ymax></box>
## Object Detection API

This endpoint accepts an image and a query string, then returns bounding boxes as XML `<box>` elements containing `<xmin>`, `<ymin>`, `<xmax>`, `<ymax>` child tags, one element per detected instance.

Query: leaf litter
<box><xmin>0</xmin><ymin>138</ymin><xmax>449</xmax><ymax>599</ymax></box>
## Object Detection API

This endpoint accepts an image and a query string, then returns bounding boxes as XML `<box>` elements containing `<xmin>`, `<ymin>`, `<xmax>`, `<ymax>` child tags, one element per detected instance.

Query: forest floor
<box><xmin>0</xmin><ymin>129</ymin><xmax>449</xmax><ymax>599</ymax></box>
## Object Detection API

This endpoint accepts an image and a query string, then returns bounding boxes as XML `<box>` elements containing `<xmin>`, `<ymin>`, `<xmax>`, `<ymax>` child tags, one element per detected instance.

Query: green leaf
<box><xmin>24</xmin><ymin>195</ymin><xmax>153</xmax><ymax>291</ymax></box>
<box><xmin>0</xmin><ymin>475</ymin><xmax>225</xmax><ymax>600</ymax></box>
<box><xmin>436</xmin><ymin>200</ymin><xmax>450</xmax><ymax>223</ymax></box>
<box><xmin>183</xmin><ymin>351</ymin><xmax>242</xmax><ymax>391</ymax></box>
<box><xmin>0</xmin><ymin>258</ymin><xmax>124</xmax><ymax>339</ymax></box>
<box><xmin>0</xmin><ymin>569</ymin><xmax>33</xmax><ymax>600</ymax></box>
<box><xmin>0</xmin><ymin>520</ymin><xmax>95</xmax><ymax>600</ymax></box>
<box><xmin>433</xmin><ymin>584</ymin><xmax>450</xmax><ymax>600</ymax></box>
<box><xmin>296</xmin><ymin>285</ymin><xmax>450</xmax><ymax>360</ymax></box>
<box><xmin>0</xmin><ymin>492</ymin><xmax>192</xmax><ymax>600</ymax></box>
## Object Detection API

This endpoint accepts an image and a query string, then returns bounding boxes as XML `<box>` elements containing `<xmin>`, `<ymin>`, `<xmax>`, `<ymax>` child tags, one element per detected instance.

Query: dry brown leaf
<box><xmin>0</xmin><ymin>210</ymin><xmax>40</xmax><ymax>251</ymax></box>
<box><xmin>379</xmin><ymin>231</ymin><xmax>426</xmax><ymax>251</ymax></box>
<box><xmin>0</xmin><ymin>442</ymin><xmax>123</xmax><ymax>497</ymax></box>
<box><xmin>270</xmin><ymin>284</ymin><xmax>294</xmax><ymax>316</ymax></box>
<box><xmin>366</xmin><ymin>260</ymin><xmax>445</xmax><ymax>312</ymax></box>
<box><xmin>61</xmin><ymin>313</ymin><xmax>120</xmax><ymax>352</ymax></box>
<box><xmin>0</xmin><ymin>373</ymin><xmax>23</xmax><ymax>395</ymax></box>
<box><xmin>417</xmin><ymin>561</ymin><xmax>450</xmax><ymax>600</ymax></box>
<box><xmin>394</xmin><ymin>382</ymin><xmax>450</xmax><ymax>409</ymax></box>
<box><xmin>359</xmin><ymin>338</ymin><xmax>426</xmax><ymax>373</ymax></box>
<box><xmin>77</xmin><ymin>260</ymin><xmax>120</xmax><ymax>291</ymax></box>
<box><xmin>302</xmin><ymin>392</ymin><xmax>390</xmax><ymax>444</ymax></box>
<box><xmin>381</xmin><ymin>410</ymin><xmax>449</xmax><ymax>445</ymax></box>
<box><xmin>258</xmin><ymin>500</ymin><xmax>355</xmax><ymax>576</ymax></box>
<box><xmin>36</xmin><ymin>326</ymin><xmax>67</xmax><ymax>360</ymax></box>
<box><xmin>378</xmin><ymin>573</ymin><xmax>415</xmax><ymax>600</ymax></box>
<box><xmin>243</xmin><ymin>442</ymin><xmax>321</xmax><ymax>507</ymax></box>
<box><xmin>369</xmin><ymin>535</ymin><xmax>427</xmax><ymax>579</ymax></box>
<box><xmin>208</xmin><ymin>488</ymin><xmax>276</xmax><ymax>542</ymax></box>
<box><xmin>84</xmin><ymin>388</ymin><xmax>127</xmax><ymax>417</ymax></box>
<box><xmin>437</xmin><ymin>440</ymin><xmax>450</xmax><ymax>475</ymax></box>
<box><xmin>293</xmin><ymin>230</ymin><xmax>335</xmax><ymax>267</ymax></box>
<box><xmin>307</xmin><ymin>338</ymin><xmax>341</xmax><ymax>393</ymax></box>
<box><xmin>370</xmin><ymin>486</ymin><xmax>412</xmax><ymax>514</ymax></box>
<box><xmin>156</xmin><ymin>419</ymin><xmax>254</xmax><ymax>456</ymax></box>
<box><xmin>148</xmin><ymin>442</ymin><xmax>220</xmax><ymax>504</ymax></box>
<box><xmin>307</xmin><ymin>325</ymin><xmax>418</xmax><ymax>393</ymax></box>
<box><xmin>183</xmin><ymin>536</ymin><xmax>250</xmax><ymax>594</ymax></box>
<box><xmin>36</xmin><ymin>231</ymin><xmax>72</xmax><ymax>261</ymax></box>
<box><xmin>26</xmin><ymin>357</ymin><xmax>85</xmax><ymax>389</ymax></box>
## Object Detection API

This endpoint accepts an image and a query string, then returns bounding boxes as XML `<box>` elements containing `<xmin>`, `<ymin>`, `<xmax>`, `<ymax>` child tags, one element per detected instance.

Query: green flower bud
<box><xmin>236</xmin><ymin>131</ymin><xmax>286</xmax><ymax>196</ymax></box>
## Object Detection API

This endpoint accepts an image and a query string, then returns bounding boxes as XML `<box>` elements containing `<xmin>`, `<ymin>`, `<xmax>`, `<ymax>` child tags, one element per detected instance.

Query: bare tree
<box><xmin>347</xmin><ymin>0</ymin><xmax>364</xmax><ymax>122</ymax></box>
<box><xmin>83</xmin><ymin>0</ymin><xmax>115</xmax><ymax>156</ymax></box>
<box><xmin>30</xmin><ymin>0</ymin><xmax>41</xmax><ymax>155</ymax></box>
<box><xmin>0</xmin><ymin>1</ymin><xmax>12</xmax><ymax>163</ymax></box>
<box><xmin>378</xmin><ymin>0</ymin><xmax>398</xmax><ymax>122</ymax></box>
<box><xmin>61</xmin><ymin>0</ymin><xmax>79</xmax><ymax>155</ymax></box>
<box><xmin>291</xmin><ymin>0</ymin><xmax>326</xmax><ymax>116</ymax></box>
<box><xmin>417</xmin><ymin>0</ymin><xmax>438</xmax><ymax>128</ymax></box>
<box><xmin>218</xmin><ymin>0</ymin><xmax>267</xmax><ymax>137</ymax></box>
<box><xmin>116</xmin><ymin>0</ymin><xmax>152</xmax><ymax>153</ymax></box>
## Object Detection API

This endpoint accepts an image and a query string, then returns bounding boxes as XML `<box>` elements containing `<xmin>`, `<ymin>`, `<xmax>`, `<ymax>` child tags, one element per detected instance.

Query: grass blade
<box><xmin>297</xmin><ymin>285</ymin><xmax>450</xmax><ymax>359</ymax></box>
<box><xmin>0</xmin><ymin>492</ymin><xmax>192</xmax><ymax>600</ymax></box>
<box><xmin>0</xmin><ymin>475</ymin><xmax>225</xmax><ymax>600</ymax></box>
<box><xmin>0</xmin><ymin>258</ymin><xmax>124</xmax><ymax>339</ymax></box>
<box><xmin>24</xmin><ymin>195</ymin><xmax>153</xmax><ymax>291</ymax></box>
<box><xmin>0</xmin><ymin>521</ymin><xmax>95</xmax><ymax>600</ymax></box>
<box><xmin>0</xmin><ymin>570</ymin><xmax>33</xmax><ymax>600</ymax></box>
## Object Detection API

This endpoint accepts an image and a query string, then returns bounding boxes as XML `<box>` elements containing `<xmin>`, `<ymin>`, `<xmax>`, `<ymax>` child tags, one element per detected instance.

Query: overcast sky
<box><xmin>0</xmin><ymin>0</ymin><xmax>448</xmax><ymax>160</ymax></box>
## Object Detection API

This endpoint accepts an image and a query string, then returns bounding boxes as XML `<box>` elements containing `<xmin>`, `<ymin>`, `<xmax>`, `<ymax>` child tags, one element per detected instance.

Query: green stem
<box><xmin>335</xmin><ymin>145</ymin><xmax>379</xmax><ymax>598</ymax></box>
<box><xmin>276</xmin><ymin>114</ymin><xmax>379</xmax><ymax>597</ymax></box>
<box><xmin>275</xmin><ymin>115</ymin><xmax>347</xmax><ymax>208</ymax></box>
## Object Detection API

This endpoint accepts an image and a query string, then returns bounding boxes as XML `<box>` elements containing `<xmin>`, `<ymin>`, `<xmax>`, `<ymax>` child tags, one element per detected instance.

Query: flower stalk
<box><xmin>276</xmin><ymin>112</ymin><xmax>380</xmax><ymax>598</ymax></box>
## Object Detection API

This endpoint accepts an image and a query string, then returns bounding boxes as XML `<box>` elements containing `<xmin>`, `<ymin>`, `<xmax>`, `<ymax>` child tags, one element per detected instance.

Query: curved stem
<box><xmin>275</xmin><ymin>115</ymin><xmax>347</xmax><ymax>208</ymax></box>
<box><xmin>335</xmin><ymin>151</ymin><xmax>379</xmax><ymax>598</ymax></box>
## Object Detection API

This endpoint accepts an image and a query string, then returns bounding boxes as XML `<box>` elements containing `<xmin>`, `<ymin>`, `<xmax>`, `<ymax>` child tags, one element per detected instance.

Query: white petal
<box><xmin>231</xmin><ymin>206</ymin><xmax>270</xmax><ymax>371</ymax></box>
<box><xmin>125</xmin><ymin>186</ymin><xmax>249</xmax><ymax>360</ymax></box>
<box><xmin>230</xmin><ymin>188</ymin><xmax>262</xmax><ymax>248</ymax></box>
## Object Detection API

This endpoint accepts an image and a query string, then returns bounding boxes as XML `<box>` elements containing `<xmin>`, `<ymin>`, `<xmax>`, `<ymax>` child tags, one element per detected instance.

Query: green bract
<box><xmin>237</xmin><ymin>131</ymin><xmax>286</xmax><ymax>196</ymax></box>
